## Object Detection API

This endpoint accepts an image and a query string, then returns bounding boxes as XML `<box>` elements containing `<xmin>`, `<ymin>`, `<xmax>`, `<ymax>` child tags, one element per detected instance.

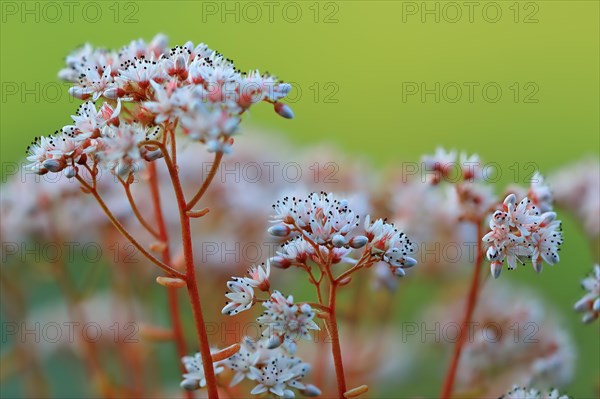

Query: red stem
<box><xmin>147</xmin><ymin>162</ymin><xmax>193</xmax><ymax>399</ymax></box>
<box><xmin>162</xmin><ymin>148</ymin><xmax>220</xmax><ymax>399</ymax></box>
<box><xmin>440</xmin><ymin>223</ymin><xmax>484</xmax><ymax>399</ymax></box>
<box><xmin>326</xmin><ymin>281</ymin><xmax>347</xmax><ymax>398</ymax></box>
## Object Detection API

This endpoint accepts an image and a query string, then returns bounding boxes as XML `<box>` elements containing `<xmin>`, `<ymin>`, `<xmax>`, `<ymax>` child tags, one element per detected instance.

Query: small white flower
<box><xmin>257</xmin><ymin>291</ymin><xmax>319</xmax><ymax>351</ymax></box>
<box><xmin>574</xmin><ymin>264</ymin><xmax>600</xmax><ymax>323</ymax></box>
<box><xmin>223</xmin><ymin>337</ymin><xmax>261</xmax><ymax>387</ymax></box>
<box><xmin>180</xmin><ymin>351</ymin><xmax>224</xmax><ymax>391</ymax></box>
<box><xmin>222</xmin><ymin>277</ymin><xmax>255</xmax><ymax>315</ymax></box>
<box><xmin>244</xmin><ymin>261</ymin><xmax>271</xmax><ymax>292</ymax></box>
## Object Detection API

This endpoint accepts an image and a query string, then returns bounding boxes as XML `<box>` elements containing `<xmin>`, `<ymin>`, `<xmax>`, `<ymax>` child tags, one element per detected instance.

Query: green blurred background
<box><xmin>1</xmin><ymin>1</ymin><xmax>599</xmax><ymax>398</ymax></box>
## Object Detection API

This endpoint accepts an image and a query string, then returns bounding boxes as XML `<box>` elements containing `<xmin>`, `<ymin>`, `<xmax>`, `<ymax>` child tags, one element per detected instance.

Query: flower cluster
<box><xmin>26</xmin><ymin>34</ymin><xmax>292</xmax><ymax>177</ymax></box>
<box><xmin>181</xmin><ymin>337</ymin><xmax>319</xmax><ymax>398</ymax></box>
<box><xmin>421</xmin><ymin>147</ymin><xmax>482</xmax><ymax>184</ymax></box>
<box><xmin>500</xmin><ymin>386</ymin><xmax>570</xmax><ymax>399</ymax></box>
<box><xmin>269</xmin><ymin>192</ymin><xmax>417</xmax><ymax>277</ymax></box>
<box><xmin>257</xmin><ymin>291</ymin><xmax>320</xmax><ymax>353</ymax></box>
<box><xmin>483</xmin><ymin>194</ymin><xmax>563</xmax><ymax>278</ymax></box>
<box><xmin>574</xmin><ymin>264</ymin><xmax>600</xmax><ymax>323</ymax></box>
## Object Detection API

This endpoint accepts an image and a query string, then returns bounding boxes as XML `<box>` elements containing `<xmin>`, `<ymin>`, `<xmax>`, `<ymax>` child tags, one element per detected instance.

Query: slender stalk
<box><xmin>326</xmin><ymin>281</ymin><xmax>347</xmax><ymax>398</ymax></box>
<box><xmin>120</xmin><ymin>178</ymin><xmax>160</xmax><ymax>239</ymax></box>
<box><xmin>147</xmin><ymin>162</ymin><xmax>193</xmax><ymax>399</ymax></box>
<box><xmin>186</xmin><ymin>151</ymin><xmax>223</xmax><ymax>211</ymax></box>
<box><xmin>161</xmin><ymin>147</ymin><xmax>220</xmax><ymax>399</ymax></box>
<box><xmin>440</xmin><ymin>223</ymin><xmax>485</xmax><ymax>399</ymax></box>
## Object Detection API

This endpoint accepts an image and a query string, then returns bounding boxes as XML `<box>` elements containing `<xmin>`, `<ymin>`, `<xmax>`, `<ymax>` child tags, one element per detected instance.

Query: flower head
<box><xmin>483</xmin><ymin>194</ymin><xmax>563</xmax><ymax>278</ymax></box>
<box><xmin>257</xmin><ymin>291</ymin><xmax>319</xmax><ymax>352</ymax></box>
<box><xmin>222</xmin><ymin>277</ymin><xmax>255</xmax><ymax>315</ymax></box>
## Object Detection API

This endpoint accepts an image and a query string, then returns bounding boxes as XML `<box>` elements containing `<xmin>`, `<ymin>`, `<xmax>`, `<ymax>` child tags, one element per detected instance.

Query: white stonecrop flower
<box><xmin>500</xmin><ymin>386</ymin><xmax>570</xmax><ymax>399</ymax></box>
<box><xmin>97</xmin><ymin>123</ymin><xmax>148</xmax><ymax>178</ymax></box>
<box><xmin>180</xmin><ymin>351</ymin><xmax>225</xmax><ymax>391</ymax></box>
<box><xmin>244</xmin><ymin>261</ymin><xmax>271</xmax><ymax>292</ymax></box>
<box><xmin>364</xmin><ymin>215</ymin><xmax>417</xmax><ymax>276</ymax></box>
<box><xmin>270</xmin><ymin>192</ymin><xmax>360</xmax><ymax>244</ymax></box>
<box><xmin>483</xmin><ymin>194</ymin><xmax>563</xmax><ymax>278</ymax></box>
<box><xmin>249</xmin><ymin>354</ymin><xmax>311</xmax><ymax>398</ymax></box>
<box><xmin>223</xmin><ymin>337</ymin><xmax>261</xmax><ymax>387</ymax></box>
<box><xmin>270</xmin><ymin>236</ymin><xmax>316</xmax><ymax>269</ymax></box>
<box><xmin>574</xmin><ymin>264</ymin><xmax>600</xmax><ymax>323</ymax></box>
<box><xmin>257</xmin><ymin>291</ymin><xmax>319</xmax><ymax>351</ymax></box>
<box><xmin>222</xmin><ymin>277</ymin><xmax>255</xmax><ymax>316</ymax></box>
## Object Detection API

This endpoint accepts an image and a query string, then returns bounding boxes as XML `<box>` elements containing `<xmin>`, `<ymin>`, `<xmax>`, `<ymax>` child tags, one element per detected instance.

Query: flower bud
<box><xmin>503</xmin><ymin>193</ymin><xmax>517</xmax><ymax>209</ymax></box>
<box><xmin>268</xmin><ymin>224</ymin><xmax>291</xmax><ymax>237</ymax></box>
<box><xmin>332</xmin><ymin>234</ymin><xmax>347</xmax><ymax>248</ymax></box>
<box><xmin>266</xmin><ymin>335</ymin><xmax>283</xmax><ymax>349</ymax></box>
<box><xmin>402</xmin><ymin>256</ymin><xmax>417</xmax><ymax>268</ymax></box>
<box><xmin>42</xmin><ymin>159</ymin><xmax>64</xmax><ymax>173</ymax></box>
<box><xmin>68</xmin><ymin>86</ymin><xmax>91</xmax><ymax>100</ymax></box>
<box><xmin>274</xmin><ymin>102</ymin><xmax>294</xmax><ymax>119</ymax></box>
<box><xmin>574</xmin><ymin>298</ymin><xmax>589</xmax><ymax>312</ymax></box>
<box><xmin>490</xmin><ymin>261</ymin><xmax>502</xmax><ymax>279</ymax></box>
<box><xmin>143</xmin><ymin>149</ymin><xmax>164</xmax><ymax>162</ymax></box>
<box><xmin>303</xmin><ymin>384</ymin><xmax>322</xmax><ymax>397</ymax></box>
<box><xmin>63</xmin><ymin>165</ymin><xmax>77</xmax><ymax>178</ymax></box>
<box><xmin>269</xmin><ymin>256</ymin><xmax>291</xmax><ymax>269</ymax></box>
<box><xmin>349</xmin><ymin>236</ymin><xmax>368</xmax><ymax>249</ymax></box>
<box><xmin>180</xmin><ymin>378</ymin><xmax>199</xmax><ymax>391</ymax></box>
<box><xmin>393</xmin><ymin>267</ymin><xmax>406</xmax><ymax>277</ymax></box>
<box><xmin>533</xmin><ymin>258</ymin><xmax>543</xmax><ymax>273</ymax></box>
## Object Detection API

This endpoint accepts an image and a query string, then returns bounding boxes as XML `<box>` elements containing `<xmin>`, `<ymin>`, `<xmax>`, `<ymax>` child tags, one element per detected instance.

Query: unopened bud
<box><xmin>42</xmin><ymin>159</ymin><xmax>64</xmax><ymax>173</ymax></box>
<box><xmin>490</xmin><ymin>261</ymin><xmax>502</xmax><ymax>279</ymax></box>
<box><xmin>63</xmin><ymin>165</ymin><xmax>77</xmax><ymax>178</ymax></box>
<box><xmin>332</xmin><ymin>234</ymin><xmax>347</xmax><ymax>248</ymax></box>
<box><xmin>393</xmin><ymin>267</ymin><xmax>406</xmax><ymax>277</ymax></box>
<box><xmin>303</xmin><ymin>384</ymin><xmax>322</xmax><ymax>397</ymax></box>
<box><xmin>344</xmin><ymin>385</ymin><xmax>369</xmax><ymax>398</ymax></box>
<box><xmin>503</xmin><ymin>194</ymin><xmax>517</xmax><ymax>209</ymax></box>
<box><xmin>268</xmin><ymin>224</ymin><xmax>291</xmax><ymax>237</ymax></box>
<box><xmin>349</xmin><ymin>236</ymin><xmax>368</xmax><ymax>249</ymax></box>
<box><xmin>274</xmin><ymin>102</ymin><xmax>294</xmax><ymax>119</ymax></box>
<box><xmin>402</xmin><ymin>256</ymin><xmax>417</xmax><ymax>268</ymax></box>
<box><xmin>180</xmin><ymin>378</ymin><xmax>199</xmax><ymax>391</ymax></box>
<box><xmin>156</xmin><ymin>276</ymin><xmax>186</xmax><ymax>288</ymax></box>
<box><xmin>68</xmin><ymin>86</ymin><xmax>91</xmax><ymax>100</ymax></box>
<box><xmin>143</xmin><ymin>149</ymin><xmax>163</xmax><ymax>162</ymax></box>
<box><xmin>266</xmin><ymin>335</ymin><xmax>283</xmax><ymax>349</ymax></box>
